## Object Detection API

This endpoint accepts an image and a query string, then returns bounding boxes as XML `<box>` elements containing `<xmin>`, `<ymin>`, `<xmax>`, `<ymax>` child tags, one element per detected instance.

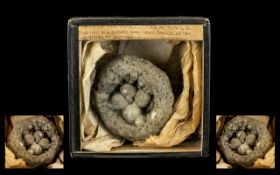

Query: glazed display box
<box><xmin>68</xmin><ymin>17</ymin><xmax>210</xmax><ymax>158</ymax></box>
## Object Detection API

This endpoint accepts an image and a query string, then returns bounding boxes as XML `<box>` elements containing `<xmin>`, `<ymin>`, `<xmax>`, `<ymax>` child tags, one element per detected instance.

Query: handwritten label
<box><xmin>79</xmin><ymin>25</ymin><xmax>203</xmax><ymax>41</ymax></box>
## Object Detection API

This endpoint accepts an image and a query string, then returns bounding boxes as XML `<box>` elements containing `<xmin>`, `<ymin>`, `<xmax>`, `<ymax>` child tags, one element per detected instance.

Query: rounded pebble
<box><xmin>238</xmin><ymin>143</ymin><xmax>250</xmax><ymax>155</ymax></box>
<box><xmin>134</xmin><ymin>90</ymin><xmax>151</xmax><ymax>108</ymax></box>
<box><xmin>111</xmin><ymin>93</ymin><xmax>128</xmax><ymax>110</ymax></box>
<box><xmin>236</xmin><ymin>131</ymin><xmax>246</xmax><ymax>142</ymax></box>
<box><xmin>125</xmin><ymin>96</ymin><xmax>133</xmax><ymax>104</ymax></box>
<box><xmin>120</xmin><ymin>83</ymin><xmax>136</xmax><ymax>98</ymax></box>
<box><xmin>122</xmin><ymin>104</ymin><xmax>141</xmax><ymax>124</ymax></box>
<box><xmin>34</xmin><ymin>131</ymin><xmax>44</xmax><ymax>142</ymax></box>
<box><xmin>27</xmin><ymin>148</ymin><xmax>34</xmax><ymax>155</ymax></box>
<box><xmin>245</xmin><ymin>133</ymin><xmax>256</xmax><ymax>146</ymax></box>
<box><xmin>246</xmin><ymin>148</ymin><xmax>253</xmax><ymax>155</ymax></box>
<box><xmin>229</xmin><ymin>138</ymin><xmax>241</xmax><ymax>149</ymax></box>
<box><xmin>24</xmin><ymin>134</ymin><xmax>34</xmax><ymax>146</ymax></box>
<box><xmin>246</xmin><ymin>123</ymin><xmax>252</xmax><ymax>130</ymax></box>
<box><xmin>39</xmin><ymin>138</ymin><xmax>51</xmax><ymax>149</ymax></box>
<box><xmin>27</xmin><ymin>123</ymin><xmax>33</xmax><ymax>130</ymax></box>
<box><xmin>30</xmin><ymin>143</ymin><xmax>42</xmax><ymax>155</ymax></box>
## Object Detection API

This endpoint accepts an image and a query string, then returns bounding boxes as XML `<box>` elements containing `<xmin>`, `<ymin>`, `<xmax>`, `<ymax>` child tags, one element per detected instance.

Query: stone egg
<box><xmin>245</xmin><ymin>133</ymin><xmax>256</xmax><ymax>146</ymax></box>
<box><xmin>134</xmin><ymin>90</ymin><xmax>151</xmax><ymax>108</ymax></box>
<box><xmin>27</xmin><ymin>123</ymin><xmax>34</xmax><ymax>130</ymax></box>
<box><xmin>111</xmin><ymin>93</ymin><xmax>128</xmax><ymax>110</ymax></box>
<box><xmin>30</xmin><ymin>143</ymin><xmax>42</xmax><ymax>155</ymax></box>
<box><xmin>24</xmin><ymin>134</ymin><xmax>34</xmax><ymax>146</ymax></box>
<box><xmin>236</xmin><ymin>131</ymin><xmax>246</xmax><ymax>143</ymax></box>
<box><xmin>237</xmin><ymin>143</ymin><xmax>250</xmax><ymax>155</ymax></box>
<box><xmin>229</xmin><ymin>138</ymin><xmax>241</xmax><ymax>149</ymax></box>
<box><xmin>122</xmin><ymin>104</ymin><xmax>141</xmax><ymax>124</ymax></box>
<box><xmin>34</xmin><ymin>131</ymin><xmax>44</xmax><ymax>142</ymax></box>
<box><xmin>120</xmin><ymin>83</ymin><xmax>136</xmax><ymax>98</ymax></box>
<box><xmin>27</xmin><ymin>148</ymin><xmax>34</xmax><ymax>155</ymax></box>
<box><xmin>39</xmin><ymin>138</ymin><xmax>51</xmax><ymax>149</ymax></box>
<box><xmin>246</xmin><ymin>123</ymin><xmax>253</xmax><ymax>130</ymax></box>
<box><xmin>246</xmin><ymin>148</ymin><xmax>253</xmax><ymax>155</ymax></box>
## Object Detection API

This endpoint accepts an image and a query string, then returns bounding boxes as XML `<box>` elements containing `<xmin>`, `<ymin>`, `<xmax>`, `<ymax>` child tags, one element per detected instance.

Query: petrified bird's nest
<box><xmin>218</xmin><ymin>117</ymin><xmax>273</xmax><ymax>168</ymax></box>
<box><xmin>7</xmin><ymin>117</ymin><xmax>62</xmax><ymax>168</ymax></box>
<box><xmin>92</xmin><ymin>55</ymin><xmax>174</xmax><ymax>141</ymax></box>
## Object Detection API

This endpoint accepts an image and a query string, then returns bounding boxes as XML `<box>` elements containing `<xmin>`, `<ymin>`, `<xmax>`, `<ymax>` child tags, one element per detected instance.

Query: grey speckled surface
<box><xmin>92</xmin><ymin>55</ymin><xmax>174</xmax><ymax>141</ymax></box>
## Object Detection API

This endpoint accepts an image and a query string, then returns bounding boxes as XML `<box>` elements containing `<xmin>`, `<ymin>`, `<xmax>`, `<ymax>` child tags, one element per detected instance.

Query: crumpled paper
<box><xmin>5</xmin><ymin>144</ymin><xmax>27</xmax><ymax>169</ymax></box>
<box><xmin>216</xmin><ymin>158</ymin><xmax>233</xmax><ymax>169</ymax></box>
<box><xmin>55</xmin><ymin>115</ymin><xmax>64</xmax><ymax>137</ymax></box>
<box><xmin>80</xmin><ymin>41</ymin><xmax>125</xmax><ymax>151</ymax></box>
<box><xmin>48</xmin><ymin>146</ymin><xmax>64</xmax><ymax>169</ymax></box>
<box><xmin>80</xmin><ymin>40</ymin><xmax>202</xmax><ymax>150</ymax></box>
<box><xmin>216</xmin><ymin>115</ymin><xmax>226</xmax><ymax>139</ymax></box>
<box><xmin>253</xmin><ymin>144</ymin><xmax>275</xmax><ymax>168</ymax></box>
<box><xmin>216</xmin><ymin>115</ymin><xmax>275</xmax><ymax>169</ymax></box>
<box><xmin>48</xmin><ymin>158</ymin><xmax>63</xmax><ymax>169</ymax></box>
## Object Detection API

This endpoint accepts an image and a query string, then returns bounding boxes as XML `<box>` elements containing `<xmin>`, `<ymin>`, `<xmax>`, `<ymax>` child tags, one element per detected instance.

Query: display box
<box><xmin>68</xmin><ymin>17</ymin><xmax>210</xmax><ymax>158</ymax></box>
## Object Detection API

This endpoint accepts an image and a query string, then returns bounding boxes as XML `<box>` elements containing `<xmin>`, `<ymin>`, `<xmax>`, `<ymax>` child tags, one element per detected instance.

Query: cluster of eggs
<box><xmin>23</xmin><ymin>123</ymin><xmax>52</xmax><ymax>155</ymax></box>
<box><xmin>110</xmin><ymin>76</ymin><xmax>153</xmax><ymax>127</ymax></box>
<box><xmin>229</xmin><ymin>124</ymin><xmax>257</xmax><ymax>155</ymax></box>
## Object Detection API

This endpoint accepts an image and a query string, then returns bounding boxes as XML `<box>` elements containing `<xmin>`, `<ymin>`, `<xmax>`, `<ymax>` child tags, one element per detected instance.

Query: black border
<box><xmin>67</xmin><ymin>17</ymin><xmax>211</xmax><ymax>158</ymax></box>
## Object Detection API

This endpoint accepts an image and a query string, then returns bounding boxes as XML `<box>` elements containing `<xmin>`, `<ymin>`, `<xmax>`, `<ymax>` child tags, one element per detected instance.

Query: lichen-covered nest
<box><xmin>7</xmin><ymin>117</ymin><xmax>62</xmax><ymax>168</ymax></box>
<box><xmin>218</xmin><ymin>117</ymin><xmax>273</xmax><ymax>168</ymax></box>
<box><xmin>92</xmin><ymin>55</ymin><xmax>174</xmax><ymax>141</ymax></box>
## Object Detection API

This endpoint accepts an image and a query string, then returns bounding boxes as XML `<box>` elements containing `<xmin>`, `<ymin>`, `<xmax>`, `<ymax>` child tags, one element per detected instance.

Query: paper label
<box><xmin>79</xmin><ymin>25</ymin><xmax>203</xmax><ymax>41</ymax></box>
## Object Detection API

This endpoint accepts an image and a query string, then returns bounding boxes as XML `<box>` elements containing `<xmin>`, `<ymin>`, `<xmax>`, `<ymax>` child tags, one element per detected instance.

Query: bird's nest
<box><xmin>7</xmin><ymin>116</ymin><xmax>62</xmax><ymax>168</ymax></box>
<box><xmin>218</xmin><ymin>117</ymin><xmax>273</xmax><ymax>168</ymax></box>
<box><xmin>92</xmin><ymin>55</ymin><xmax>174</xmax><ymax>141</ymax></box>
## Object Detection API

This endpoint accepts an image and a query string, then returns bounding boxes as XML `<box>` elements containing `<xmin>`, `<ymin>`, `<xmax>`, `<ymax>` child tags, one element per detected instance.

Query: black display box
<box><xmin>68</xmin><ymin>17</ymin><xmax>210</xmax><ymax>158</ymax></box>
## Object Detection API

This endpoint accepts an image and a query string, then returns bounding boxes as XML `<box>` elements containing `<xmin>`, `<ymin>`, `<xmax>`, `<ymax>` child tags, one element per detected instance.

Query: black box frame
<box><xmin>68</xmin><ymin>17</ymin><xmax>210</xmax><ymax>158</ymax></box>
